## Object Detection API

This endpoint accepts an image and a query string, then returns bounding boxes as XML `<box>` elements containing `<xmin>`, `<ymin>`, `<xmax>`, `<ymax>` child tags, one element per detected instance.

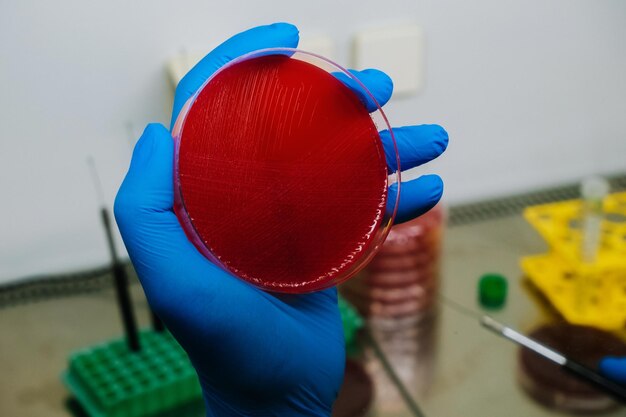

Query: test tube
<box><xmin>577</xmin><ymin>177</ymin><xmax>610</xmax><ymax>313</ymax></box>
<box><xmin>580</xmin><ymin>177</ymin><xmax>609</xmax><ymax>263</ymax></box>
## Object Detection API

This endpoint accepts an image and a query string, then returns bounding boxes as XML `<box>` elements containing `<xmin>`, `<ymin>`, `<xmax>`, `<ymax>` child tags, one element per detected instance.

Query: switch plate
<box><xmin>353</xmin><ymin>24</ymin><xmax>425</xmax><ymax>96</ymax></box>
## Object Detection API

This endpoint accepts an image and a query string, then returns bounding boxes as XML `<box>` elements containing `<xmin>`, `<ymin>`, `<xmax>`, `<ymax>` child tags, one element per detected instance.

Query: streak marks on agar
<box><xmin>177</xmin><ymin>55</ymin><xmax>388</xmax><ymax>292</ymax></box>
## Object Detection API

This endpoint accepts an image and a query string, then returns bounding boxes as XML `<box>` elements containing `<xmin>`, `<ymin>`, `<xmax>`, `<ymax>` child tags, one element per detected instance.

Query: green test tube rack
<box><xmin>64</xmin><ymin>298</ymin><xmax>363</xmax><ymax>417</ymax></box>
<box><xmin>338</xmin><ymin>295</ymin><xmax>364</xmax><ymax>356</ymax></box>
<box><xmin>63</xmin><ymin>330</ymin><xmax>202</xmax><ymax>417</ymax></box>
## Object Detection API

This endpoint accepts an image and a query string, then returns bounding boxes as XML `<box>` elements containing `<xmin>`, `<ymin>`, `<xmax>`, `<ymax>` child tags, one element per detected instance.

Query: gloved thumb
<box><xmin>114</xmin><ymin>123</ymin><xmax>221</xmax><ymax>312</ymax></box>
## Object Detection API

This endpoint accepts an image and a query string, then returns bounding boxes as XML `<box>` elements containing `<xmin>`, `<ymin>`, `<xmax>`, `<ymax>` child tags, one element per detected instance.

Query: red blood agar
<box><xmin>175</xmin><ymin>54</ymin><xmax>389</xmax><ymax>292</ymax></box>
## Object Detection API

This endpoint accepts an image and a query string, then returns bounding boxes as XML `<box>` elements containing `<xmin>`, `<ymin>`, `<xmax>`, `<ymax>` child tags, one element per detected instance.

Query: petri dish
<box><xmin>518</xmin><ymin>323</ymin><xmax>626</xmax><ymax>412</ymax></box>
<box><xmin>172</xmin><ymin>48</ymin><xmax>400</xmax><ymax>293</ymax></box>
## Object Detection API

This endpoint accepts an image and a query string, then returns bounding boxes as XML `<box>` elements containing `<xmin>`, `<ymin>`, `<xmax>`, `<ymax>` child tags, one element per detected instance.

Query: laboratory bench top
<box><xmin>2</xmin><ymin>179</ymin><xmax>626</xmax><ymax>417</ymax></box>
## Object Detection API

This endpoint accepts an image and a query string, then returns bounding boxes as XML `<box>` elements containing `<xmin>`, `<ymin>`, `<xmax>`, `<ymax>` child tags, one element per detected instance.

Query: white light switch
<box><xmin>167</xmin><ymin>51</ymin><xmax>206</xmax><ymax>89</ymax></box>
<box><xmin>353</xmin><ymin>24</ymin><xmax>425</xmax><ymax>96</ymax></box>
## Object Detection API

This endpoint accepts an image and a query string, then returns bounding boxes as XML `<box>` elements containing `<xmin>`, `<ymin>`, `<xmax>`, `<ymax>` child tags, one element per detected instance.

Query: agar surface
<box><xmin>177</xmin><ymin>55</ymin><xmax>388</xmax><ymax>292</ymax></box>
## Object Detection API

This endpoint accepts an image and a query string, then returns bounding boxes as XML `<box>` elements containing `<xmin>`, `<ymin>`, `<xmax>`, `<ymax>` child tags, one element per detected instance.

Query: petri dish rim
<box><xmin>172</xmin><ymin>48</ymin><xmax>401</xmax><ymax>293</ymax></box>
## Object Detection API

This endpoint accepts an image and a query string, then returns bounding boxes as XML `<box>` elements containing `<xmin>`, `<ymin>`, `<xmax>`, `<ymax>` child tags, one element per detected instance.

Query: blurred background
<box><xmin>1</xmin><ymin>0</ymin><xmax>625</xmax><ymax>280</ymax></box>
<box><xmin>1</xmin><ymin>1</ymin><xmax>625</xmax><ymax>417</ymax></box>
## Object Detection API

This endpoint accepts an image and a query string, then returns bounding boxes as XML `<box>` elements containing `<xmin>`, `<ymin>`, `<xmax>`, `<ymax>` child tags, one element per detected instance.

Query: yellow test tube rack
<box><xmin>521</xmin><ymin>192</ymin><xmax>626</xmax><ymax>330</ymax></box>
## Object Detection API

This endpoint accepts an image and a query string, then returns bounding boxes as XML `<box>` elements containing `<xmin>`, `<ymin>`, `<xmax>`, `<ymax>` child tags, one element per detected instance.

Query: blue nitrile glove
<box><xmin>600</xmin><ymin>357</ymin><xmax>626</xmax><ymax>385</ymax></box>
<box><xmin>115</xmin><ymin>23</ymin><xmax>448</xmax><ymax>417</ymax></box>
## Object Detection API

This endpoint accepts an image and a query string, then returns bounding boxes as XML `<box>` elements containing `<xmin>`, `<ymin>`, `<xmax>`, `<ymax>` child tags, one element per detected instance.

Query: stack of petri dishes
<box><xmin>341</xmin><ymin>205</ymin><xmax>444</xmax><ymax>410</ymax></box>
<box><xmin>341</xmin><ymin>205</ymin><xmax>444</xmax><ymax>327</ymax></box>
<box><xmin>340</xmin><ymin>204</ymin><xmax>444</xmax><ymax>326</ymax></box>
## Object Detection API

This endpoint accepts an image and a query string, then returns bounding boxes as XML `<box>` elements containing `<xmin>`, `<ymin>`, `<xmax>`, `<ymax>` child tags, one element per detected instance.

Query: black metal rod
<box><xmin>151</xmin><ymin>311</ymin><xmax>165</xmax><ymax>332</ymax></box>
<box><xmin>481</xmin><ymin>315</ymin><xmax>626</xmax><ymax>404</ymax></box>
<box><xmin>565</xmin><ymin>360</ymin><xmax>626</xmax><ymax>404</ymax></box>
<box><xmin>101</xmin><ymin>207</ymin><xmax>140</xmax><ymax>351</ymax></box>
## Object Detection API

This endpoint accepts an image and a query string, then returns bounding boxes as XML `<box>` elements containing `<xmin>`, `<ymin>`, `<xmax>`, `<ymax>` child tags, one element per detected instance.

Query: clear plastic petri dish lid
<box><xmin>172</xmin><ymin>48</ymin><xmax>400</xmax><ymax>293</ymax></box>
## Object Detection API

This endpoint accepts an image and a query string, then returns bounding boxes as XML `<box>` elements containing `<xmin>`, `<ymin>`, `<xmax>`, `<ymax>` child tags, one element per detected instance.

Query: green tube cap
<box><xmin>479</xmin><ymin>273</ymin><xmax>508</xmax><ymax>309</ymax></box>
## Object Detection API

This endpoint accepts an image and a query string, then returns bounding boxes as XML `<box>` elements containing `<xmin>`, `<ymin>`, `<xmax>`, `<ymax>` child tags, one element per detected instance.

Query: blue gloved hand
<box><xmin>600</xmin><ymin>357</ymin><xmax>626</xmax><ymax>385</ymax></box>
<box><xmin>115</xmin><ymin>23</ymin><xmax>447</xmax><ymax>417</ymax></box>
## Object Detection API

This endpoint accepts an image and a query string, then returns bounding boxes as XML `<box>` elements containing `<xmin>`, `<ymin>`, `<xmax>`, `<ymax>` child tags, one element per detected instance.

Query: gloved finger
<box><xmin>387</xmin><ymin>174</ymin><xmax>444</xmax><ymax>224</ymax></box>
<box><xmin>381</xmin><ymin>124</ymin><xmax>449</xmax><ymax>172</ymax></box>
<box><xmin>600</xmin><ymin>357</ymin><xmax>626</xmax><ymax>384</ymax></box>
<box><xmin>172</xmin><ymin>22</ymin><xmax>300</xmax><ymax>127</ymax></box>
<box><xmin>114</xmin><ymin>124</ymin><xmax>241</xmax><ymax>313</ymax></box>
<box><xmin>333</xmin><ymin>69</ymin><xmax>393</xmax><ymax>111</ymax></box>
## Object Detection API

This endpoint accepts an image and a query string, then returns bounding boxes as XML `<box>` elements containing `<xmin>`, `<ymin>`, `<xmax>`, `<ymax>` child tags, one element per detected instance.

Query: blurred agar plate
<box><xmin>366</xmin><ymin>267</ymin><xmax>437</xmax><ymax>287</ymax></box>
<box><xmin>344</xmin><ymin>290</ymin><xmax>435</xmax><ymax>317</ymax></box>
<box><xmin>367</xmin><ymin>250</ymin><xmax>439</xmax><ymax>271</ymax></box>
<box><xmin>518</xmin><ymin>323</ymin><xmax>626</xmax><ymax>413</ymax></box>
<box><xmin>342</xmin><ymin>281</ymin><xmax>435</xmax><ymax>304</ymax></box>
<box><xmin>377</xmin><ymin>230</ymin><xmax>440</xmax><ymax>255</ymax></box>
<box><xmin>173</xmin><ymin>49</ymin><xmax>400</xmax><ymax>293</ymax></box>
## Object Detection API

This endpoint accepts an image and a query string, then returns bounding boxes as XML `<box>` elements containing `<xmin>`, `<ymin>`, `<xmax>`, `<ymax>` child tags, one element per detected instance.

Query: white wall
<box><xmin>1</xmin><ymin>0</ymin><xmax>625</xmax><ymax>282</ymax></box>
